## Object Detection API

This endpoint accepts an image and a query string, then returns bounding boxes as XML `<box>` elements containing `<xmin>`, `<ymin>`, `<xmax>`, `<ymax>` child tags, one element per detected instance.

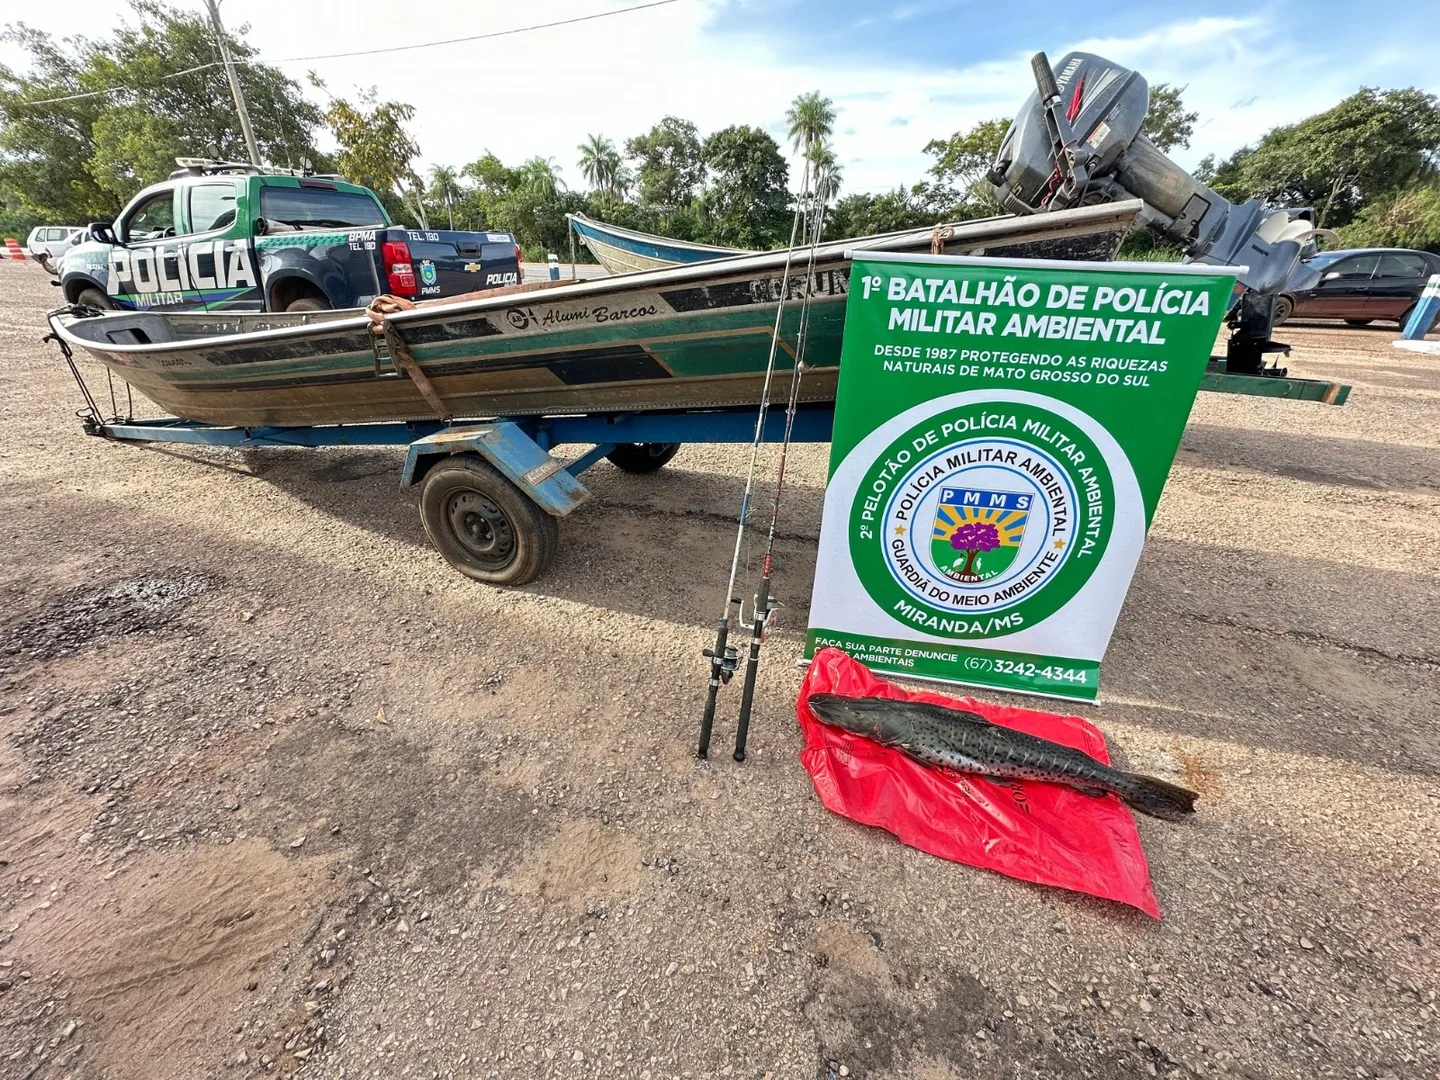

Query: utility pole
<box><xmin>203</xmin><ymin>0</ymin><xmax>262</xmax><ymax>167</ymax></box>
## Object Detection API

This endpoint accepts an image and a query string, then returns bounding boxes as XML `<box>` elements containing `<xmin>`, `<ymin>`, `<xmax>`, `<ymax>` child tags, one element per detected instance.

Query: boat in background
<box><xmin>49</xmin><ymin>201</ymin><xmax>1143</xmax><ymax>428</ymax></box>
<box><xmin>566</xmin><ymin>212</ymin><xmax>745</xmax><ymax>274</ymax></box>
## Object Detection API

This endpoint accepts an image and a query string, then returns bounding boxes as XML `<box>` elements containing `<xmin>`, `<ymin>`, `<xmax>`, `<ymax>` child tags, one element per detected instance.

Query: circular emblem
<box><xmin>849</xmin><ymin>400</ymin><xmax>1114</xmax><ymax>637</ymax></box>
<box><xmin>506</xmin><ymin>307</ymin><xmax>530</xmax><ymax>330</ymax></box>
<box><xmin>419</xmin><ymin>261</ymin><xmax>438</xmax><ymax>286</ymax></box>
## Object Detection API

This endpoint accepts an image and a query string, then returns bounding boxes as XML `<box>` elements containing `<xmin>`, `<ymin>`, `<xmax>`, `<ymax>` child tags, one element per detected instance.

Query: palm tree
<box><xmin>786</xmin><ymin>90</ymin><xmax>836</xmax><ymax>193</ymax></box>
<box><xmin>429</xmin><ymin>165</ymin><xmax>460</xmax><ymax>229</ymax></box>
<box><xmin>577</xmin><ymin>134</ymin><xmax>616</xmax><ymax>195</ymax></box>
<box><xmin>519</xmin><ymin>156</ymin><xmax>564</xmax><ymax>199</ymax></box>
<box><xmin>610</xmin><ymin>161</ymin><xmax>634</xmax><ymax>202</ymax></box>
<box><xmin>808</xmin><ymin>140</ymin><xmax>843</xmax><ymax>205</ymax></box>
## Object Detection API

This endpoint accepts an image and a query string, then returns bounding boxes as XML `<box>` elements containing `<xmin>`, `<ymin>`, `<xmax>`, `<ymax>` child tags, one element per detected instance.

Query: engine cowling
<box><xmin>989</xmin><ymin>51</ymin><xmax>1334</xmax><ymax>373</ymax></box>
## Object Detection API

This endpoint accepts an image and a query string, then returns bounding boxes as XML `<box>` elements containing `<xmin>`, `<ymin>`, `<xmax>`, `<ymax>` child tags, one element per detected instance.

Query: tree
<box><xmin>1339</xmin><ymin>182</ymin><xmax>1440</xmax><ymax>253</ymax></box>
<box><xmin>786</xmin><ymin>91</ymin><xmax>836</xmax><ymax>158</ymax></box>
<box><xmin>823</xmin><ymin>182</ymin><xmax>957</xmax><ymax>241</ymax></box>
<box><xmin>786</xmin><ymin>90</ymin><xmax>836</xmax><ymax>195</ymax></box>
<box><xmin>924</xmin><ymin>117</ymin><xmax>1008</xmax><ymax>216</ymax></box>
<box><xmin>0</xmin><ymin>2</ymin><xmax>320</xmax><ymax>221</ymax></box>
<box><xmin>461</xmin><ymin>152</ymin><xmax>515</xmax><ymax>193</ymax></box>
<box><xmin>578</xmin><ymin>133</ymin><xmax>623</xmax><ymax>200</ymax></box>
<box><xmin>700</xmin><ymin>125</ymin><xmax>791</xmax><ymax>249</ymax></box>
<box><xmin>1142</xmin><ymin>83</ymin><xmax>1198</xmax><ymax>153</ymax></box>
<box><xmin>517</xmin><ymin>156</ymin><xmax>564</xmax><ymax>199</ymax></box>
<box><xmin>948</xmin><ymin>521</ymin><xmax>1000</xmax><ymax>579</ymax></box>
<box><xmin>624</xmin><ymin>117</ymin><xmax>702</xmax><ymax>236</ymax></box>
<box><xmin>808</xmin><ymin>140</ymin><xmax>843</xmax><ymax>205</ymax></box>
<box><xmin>429</xmin><ymin>165</ymin><xmax>460</xmax><ymax>229</ymax></box>
<box><xmin>0</xmin><ymin>181</ymin><xmax>42</xmax><ymax>238</ymax></box>
<box><xmin>1203</xmin><ymin>87</ymin><xmax>1440</xmax><ymax>228</ymax></box>
<box><xmin>320</xmin><ymin>86</ymin><xmax>428</xmax><ymax>227</ymax></box>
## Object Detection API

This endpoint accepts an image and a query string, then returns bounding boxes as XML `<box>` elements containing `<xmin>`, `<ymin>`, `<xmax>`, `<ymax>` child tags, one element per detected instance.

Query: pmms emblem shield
<box><xmin>931</xmin><ymin>488</ymin><xmax>1030</xmax><ymax>583</ymax></box>
<box><xmin>848</xmin><ymin>399</ymin><xmax>1118</xmax><ymax>636</ymax></box>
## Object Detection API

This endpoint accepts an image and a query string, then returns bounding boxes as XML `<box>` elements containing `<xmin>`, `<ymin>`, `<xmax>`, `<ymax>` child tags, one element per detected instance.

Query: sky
<box><xmin>4</xmin><ymin>0</ymin><xmax>1439</xmax><ymax>196</ymax></box>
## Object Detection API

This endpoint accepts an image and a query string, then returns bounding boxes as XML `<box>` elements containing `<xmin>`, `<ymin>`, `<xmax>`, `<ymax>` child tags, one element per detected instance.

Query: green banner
<box><xmin>805</xmin><ymin>253</ymin><xmax>1237</xmax><ymax>701</ymax></box>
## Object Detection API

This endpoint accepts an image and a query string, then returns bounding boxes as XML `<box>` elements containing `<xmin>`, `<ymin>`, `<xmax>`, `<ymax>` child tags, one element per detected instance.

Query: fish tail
<box><xmin>1115</xmin><ymin>772</ymin><xmax>1199</xmax><ymax>819</ymax></box>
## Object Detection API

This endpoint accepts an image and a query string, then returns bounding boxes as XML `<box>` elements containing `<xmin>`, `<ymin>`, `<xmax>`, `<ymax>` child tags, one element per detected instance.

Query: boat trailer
<box><xmin>73</xmin><ymin>350</ymin><xmax>1347</xmax><ymax>587</ymax></box>
<box><xmin>79</xmin><ymin>405</ymin><xmax>838</xmax><ymax>586</ymax></box>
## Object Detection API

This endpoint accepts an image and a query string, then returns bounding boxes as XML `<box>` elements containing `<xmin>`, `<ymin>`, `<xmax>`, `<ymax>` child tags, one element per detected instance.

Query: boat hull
<box><xmin>566</xmin><ymin>212</ymin><xmax>744</xmax><ymax>274</ymax></box>
<box><xmin>52</xmin><ymin>203</ymin><xmax>1143</xmax><ymax>428</ymax></box>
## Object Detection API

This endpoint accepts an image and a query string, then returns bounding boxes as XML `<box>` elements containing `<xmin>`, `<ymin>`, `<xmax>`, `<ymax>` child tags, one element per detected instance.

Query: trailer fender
<box><xmin>401</xmin><ymin>423</ymin><xmax>590</xmax><ymax>516</ymax></box>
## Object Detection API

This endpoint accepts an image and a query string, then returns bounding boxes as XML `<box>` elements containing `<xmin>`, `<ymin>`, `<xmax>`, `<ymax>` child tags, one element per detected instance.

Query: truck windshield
<box><xmin>259</xmin><ymin>187</ymin><xmax>387</xmax><ymax>228</ymax></box>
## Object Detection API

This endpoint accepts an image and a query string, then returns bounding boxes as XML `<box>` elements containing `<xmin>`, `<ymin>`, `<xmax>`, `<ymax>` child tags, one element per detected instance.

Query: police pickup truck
<box><xmin>57</xmin><ymin>160</ymin><xmax>521</xmax><ymax>313</ymax></box>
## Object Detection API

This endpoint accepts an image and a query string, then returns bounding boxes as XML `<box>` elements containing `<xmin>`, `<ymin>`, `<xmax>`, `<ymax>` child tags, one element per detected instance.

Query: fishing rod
<box><xmin>732</xmin><ymin>163</ymin><xmax>832</xmax><ymax>762</ymax></box>
<box><xmin>697</xmin><ymin>192</ymin><xmax>812</xmax><ymax>760</ymax></box>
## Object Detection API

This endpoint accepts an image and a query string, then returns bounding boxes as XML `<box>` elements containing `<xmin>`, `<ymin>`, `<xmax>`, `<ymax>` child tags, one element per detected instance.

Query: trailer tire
<box><xmin>1272</xmin><ymin>296</ymin><xmax>1293</xmax><ymax>325</ymax></box>
<box><xmin>606</xmin><ymin>442</ymin><xmax>681</xmax><ymax>473</ymax></box>
<box><xmin>419</xmin><ymin>454</ymin><xmax>558</xmax><ymax>586</ymax></box>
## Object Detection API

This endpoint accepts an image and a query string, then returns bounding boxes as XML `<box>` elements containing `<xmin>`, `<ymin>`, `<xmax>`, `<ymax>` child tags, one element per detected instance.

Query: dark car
<box><xmin>1274</xmin><ymin>247</ymin><xmax>1440</xmax><ymax>327</ymax></box>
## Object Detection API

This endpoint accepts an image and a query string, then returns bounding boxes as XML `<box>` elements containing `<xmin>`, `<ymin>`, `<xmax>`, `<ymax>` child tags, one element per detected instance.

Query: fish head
<box><xmin>807</xmin><ymin>693</ymin><xmax>914</xmax><ymax>746</ymax></box>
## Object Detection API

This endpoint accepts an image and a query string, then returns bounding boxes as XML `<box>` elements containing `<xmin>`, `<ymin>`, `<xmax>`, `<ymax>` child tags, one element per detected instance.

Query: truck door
<box><xmin>110</xmin><ymin>187</ymin><xmax>209</xmax><ymax>311</ymax></box>
<box><xmin>180</xmin><ymin>180</ymin><xmax>263</xmax><ymax>312</ymax></box>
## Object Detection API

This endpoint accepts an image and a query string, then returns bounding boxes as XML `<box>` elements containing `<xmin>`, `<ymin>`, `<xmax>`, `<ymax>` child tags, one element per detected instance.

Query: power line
<box><xmin>16</xmin><ymin>0</ymin><xmax>683</xmax><ymax>108</ymax></box>
<box><xmin>278</xmin><ymin>0</ymin><xmax>681</xmax><ymax>61</ymax></box>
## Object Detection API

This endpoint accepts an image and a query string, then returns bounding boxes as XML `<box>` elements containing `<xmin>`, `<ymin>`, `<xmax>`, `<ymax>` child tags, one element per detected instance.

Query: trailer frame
<box><xmin>74</xmin><ymin>360</ymin><xmax>1348</xmax><ymax>585</ymax></box>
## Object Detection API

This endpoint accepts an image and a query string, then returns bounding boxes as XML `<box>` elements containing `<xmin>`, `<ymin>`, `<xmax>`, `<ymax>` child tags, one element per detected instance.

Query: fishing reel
<box><xmin>702</xmin><ymin>596</ymin><xmax>744</xmax><ymax>686</ymax></box>
<box><xmin>702</xmin><ymin>642</ymin><xmax>740</xmax><ymax>685</ymax></box>
<box><xmin>738</xmin><ymin>591</ymin><xmax>781</xmax><ymax>641</ymax></box>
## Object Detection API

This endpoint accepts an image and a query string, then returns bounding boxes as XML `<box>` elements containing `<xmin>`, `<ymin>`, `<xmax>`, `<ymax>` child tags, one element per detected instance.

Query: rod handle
<box><xmin>732</xmin><ymin>579</ymin><xmax>771</xmax><ymax>762</ymax></box>
<box><xmin>697</xmin><ymin>619</ymin><xmax>731</xmax><ymax>759</ymax></box>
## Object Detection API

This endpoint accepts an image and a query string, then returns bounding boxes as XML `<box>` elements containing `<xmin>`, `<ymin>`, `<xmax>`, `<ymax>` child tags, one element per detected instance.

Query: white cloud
<box><xmin>4</xmin><ymin>1</ymin><xmax>1439</xmax><ymax>200</ymax></box>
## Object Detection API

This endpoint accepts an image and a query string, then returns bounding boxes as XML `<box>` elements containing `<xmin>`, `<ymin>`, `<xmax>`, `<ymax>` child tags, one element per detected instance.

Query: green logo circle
<box><xmin>849</xmin><ymin>400</ymin><xmax>1114</xmax><ymax>638</ymax></box>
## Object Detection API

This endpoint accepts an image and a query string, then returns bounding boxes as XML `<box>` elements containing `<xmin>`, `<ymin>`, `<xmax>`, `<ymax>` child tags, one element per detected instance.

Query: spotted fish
<box><xmin>807</xmin><ymin>693</ymin><xmax>1197</xmax><ymax>819</ymax></box>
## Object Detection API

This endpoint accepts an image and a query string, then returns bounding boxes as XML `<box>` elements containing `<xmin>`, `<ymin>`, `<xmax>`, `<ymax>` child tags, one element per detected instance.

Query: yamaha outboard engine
<box><xmin>989</xmin><ymin>52</ymin><xmax>1333</xmax><ymax>374</ymax></box>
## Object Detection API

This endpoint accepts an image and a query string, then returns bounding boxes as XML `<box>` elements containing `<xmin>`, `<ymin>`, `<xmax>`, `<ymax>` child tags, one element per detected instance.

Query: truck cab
<box><xmin>58</xmin><ymin>162</ymin><xmax>520</xmax><ymax>313</ymax></box>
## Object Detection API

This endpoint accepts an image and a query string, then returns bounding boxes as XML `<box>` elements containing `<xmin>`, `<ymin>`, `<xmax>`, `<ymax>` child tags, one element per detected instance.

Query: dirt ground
<box><xmin>0</xmin><ymin>257</ymin><xmax>1436</xmax><ymax>1080</ymax></box>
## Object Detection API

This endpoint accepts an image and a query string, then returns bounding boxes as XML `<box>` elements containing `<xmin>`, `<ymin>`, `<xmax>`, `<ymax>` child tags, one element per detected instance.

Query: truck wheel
<box><xmin>606</xmin><ymin>442</ymin><xmax>681</xmax><ymax>473</ymax></box>
<box><xmin>286</xmin><ymin>296</ymin><xmax>331</xmax><ymax>313</ymax></box>
<box><xmin>74</xmin><ymin>287</ymin><xmax>113</xmax><ymax>311</ymax></box>
<box><xmin>1272</xmin><ymin>296</ymin><xmax>1293</xmax><ymax>325</ymax></box>
<box><xmin>419</xmin><ymin>454</ymin><xmax>558</xmax><ymax>586</ymax></box>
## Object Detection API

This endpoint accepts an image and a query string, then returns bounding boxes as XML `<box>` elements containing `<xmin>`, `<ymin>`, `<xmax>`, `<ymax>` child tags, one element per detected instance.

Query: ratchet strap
<box><xmin>365</xmin><ymin>295</ymin><xmax>452</xmax><ymax>421</ymax></box>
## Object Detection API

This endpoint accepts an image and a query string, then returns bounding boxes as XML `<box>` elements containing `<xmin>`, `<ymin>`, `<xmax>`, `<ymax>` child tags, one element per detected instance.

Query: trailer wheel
<box><xmin>419</xmin><ymin>455</ymin><xmax>558</xmax><ymax>586</ymax></box>
<box><xmin>1272</xmin><ymin>296</ymin><xmax>1293</xmax><ymax>325</ymax></box>
<box><xmin>606</xmin><ymin>442</ymin><xmax>681</xmax><ymax>473</ymax></box>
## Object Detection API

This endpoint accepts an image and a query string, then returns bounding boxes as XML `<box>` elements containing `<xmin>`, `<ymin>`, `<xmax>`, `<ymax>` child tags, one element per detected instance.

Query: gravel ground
<box><xmin>0</xmin><ymin>258</ymin><xmax>1436</xmax><ymax>1080</ymax></box>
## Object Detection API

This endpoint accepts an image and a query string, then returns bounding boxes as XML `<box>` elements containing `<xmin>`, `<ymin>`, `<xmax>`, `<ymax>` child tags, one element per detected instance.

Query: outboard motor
<box><xmin>989</xmin><ymin>52</ymin><xmax>1334</xmax><ymax>374</ymax></box>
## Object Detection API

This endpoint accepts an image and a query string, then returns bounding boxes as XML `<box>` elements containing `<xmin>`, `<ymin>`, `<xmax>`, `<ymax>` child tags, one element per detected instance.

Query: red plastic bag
<box><xmin>798</xmin><ymin>647</ymin><xmax>1161</xmax><ymax>918</ymax></box>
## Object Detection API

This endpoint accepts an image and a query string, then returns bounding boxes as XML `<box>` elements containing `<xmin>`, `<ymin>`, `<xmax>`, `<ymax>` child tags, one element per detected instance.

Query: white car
<box><xmin>26</xmin><ymin>225</ymin><xmax>87</xmax><ymax>268</ymax></box>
